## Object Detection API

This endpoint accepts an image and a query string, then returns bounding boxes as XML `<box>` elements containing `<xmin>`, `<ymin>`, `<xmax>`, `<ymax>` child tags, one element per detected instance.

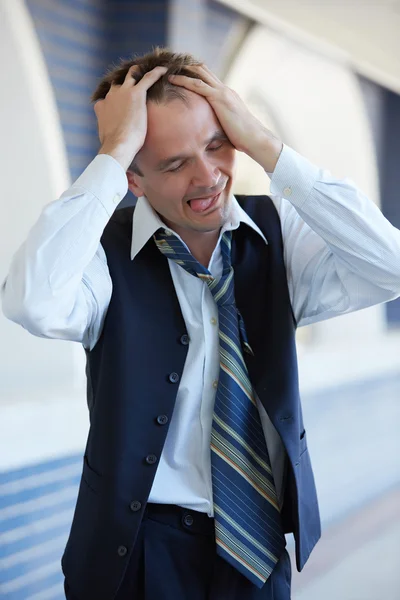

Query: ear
<box><xmin>126</xmin><ymin>170</ymin><xmax>145</xmax><ymax>197</ymax></box>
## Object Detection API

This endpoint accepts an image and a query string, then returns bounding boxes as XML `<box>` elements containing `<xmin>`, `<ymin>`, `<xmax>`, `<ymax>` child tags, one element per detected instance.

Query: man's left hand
<box><xmin>169</xmin><ymin>65</ymin><xmax>283</xmax><ymax>172</ymax></box>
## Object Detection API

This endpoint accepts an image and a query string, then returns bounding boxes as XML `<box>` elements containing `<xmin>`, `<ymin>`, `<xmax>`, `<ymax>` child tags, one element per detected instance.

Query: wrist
<box><xmin>98</xmin><ymin>142</ymin><xmax>139</xmax><ymax>172</ymax></box>
<box><xmin>246</xmin><ymin>129</ymin><xmax>283</xmax><ymax>173</ymax></box>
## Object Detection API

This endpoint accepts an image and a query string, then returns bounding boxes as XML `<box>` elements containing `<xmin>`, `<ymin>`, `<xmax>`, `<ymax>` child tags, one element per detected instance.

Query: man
<box><xmin>2</xmin><ymin>47</ymin><xmax>400</xmax><ymax>600</ymax></box>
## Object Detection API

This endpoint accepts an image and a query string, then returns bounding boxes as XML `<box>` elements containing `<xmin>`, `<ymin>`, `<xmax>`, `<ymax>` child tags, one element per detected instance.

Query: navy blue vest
<box><xmin>61</xmin><ymin>195</ymin><xmax>321</xmax><ymax>599</ymax></box>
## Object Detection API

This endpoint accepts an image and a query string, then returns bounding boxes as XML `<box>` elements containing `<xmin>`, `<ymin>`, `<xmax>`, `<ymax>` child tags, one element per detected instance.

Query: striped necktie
<box><xmin>154</xmin><ymin>228</ymin><xmax>286</xmax><ymax>588</ymax></box>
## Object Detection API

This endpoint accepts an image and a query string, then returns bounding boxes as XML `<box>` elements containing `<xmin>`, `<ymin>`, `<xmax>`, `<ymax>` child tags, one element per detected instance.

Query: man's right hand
<box><xmin>95</xmin><ymin>65</ymin><xmax>168</xmax><ymax>171</ymax></box>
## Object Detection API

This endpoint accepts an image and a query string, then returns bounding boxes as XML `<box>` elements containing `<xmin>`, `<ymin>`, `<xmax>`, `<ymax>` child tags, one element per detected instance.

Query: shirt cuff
<box><xmin>268</xmin><ymin>144</ymin><xmax>320</xmax><ymax>209</ymax></box>
<box><xmin>70</xmin><ymin>154</ymin><xmax>129</xmax><ymax>216</ymax></box>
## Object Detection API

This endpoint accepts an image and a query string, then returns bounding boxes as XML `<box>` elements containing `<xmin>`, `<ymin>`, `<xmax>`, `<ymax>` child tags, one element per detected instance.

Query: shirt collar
<box><xmin>130</xmin><ymin>194</ymin><xmax>268</xmax><ymax>261</ymax></box>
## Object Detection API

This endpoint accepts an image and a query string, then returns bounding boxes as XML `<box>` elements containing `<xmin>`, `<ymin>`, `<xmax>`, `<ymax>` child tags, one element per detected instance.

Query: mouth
<box><xmin>187</xmin><ymin>191</ymin><xmax>222</xmax><ymax>214</ymax></box>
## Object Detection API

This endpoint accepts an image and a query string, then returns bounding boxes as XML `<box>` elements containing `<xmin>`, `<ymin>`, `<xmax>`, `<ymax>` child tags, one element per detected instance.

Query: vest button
<box><xmin>117</xmin><ymin>545</ymin><xmax>127</xmax><ymax>557</ymax></box>
<box><xmin>180</xmin><ymin>334</ymin><xmax>189</xmax><ymax>345</ymax></box>
<box><xmin>145</xmin><ymin>454</ymin><xmax>158</xmax><ymax>465</ymax></box>
<box><xmin>156</xmin><ymin>414</ymin><xmax>168</xmax><ymax>425</ymax></box>
<box><xmin>130</xmin><ymin>500</ymin><xmax>142</xmax><ymax>512</ymax></box>
<box><xmin>169</xmin><ymin>372</ymin><xmax>180</xmax><ymax>383</ymax></box>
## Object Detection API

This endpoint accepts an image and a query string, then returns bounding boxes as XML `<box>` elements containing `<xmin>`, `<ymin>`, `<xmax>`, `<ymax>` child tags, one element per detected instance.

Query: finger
<box><xmin>122</xmin><ymin>65</ymin><xmax>140</xmax><ymax>87</ymax></box>
<box><xmin>136</xmin><ymin>65</ymin><xmax>168</xmax><ymax>91</ymax></box>
<box><xmin>185</xmin><ymin>64</ymin><xmax>221</xmax><ymax>87</ymax></box>
<box><xmin>197</xmin><ymin>64</ymin><xmax>222</xmax><ymax>85</ymax></box>
<box><xmin>105</xmin><ymin>81</ymin><xmax>122</xmax><ymax>100</ymax></box>
<box><xmin>168</xmin><ymin>74</ymin><xmax>215</xmax><ymax>97</ymax></box>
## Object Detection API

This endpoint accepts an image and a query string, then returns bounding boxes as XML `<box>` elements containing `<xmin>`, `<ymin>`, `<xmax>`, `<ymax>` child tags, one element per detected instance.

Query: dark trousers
<box><xmin>64</xmin><ymin>504</ymin><xmax>292</xmax><ymax>600</ymax></box>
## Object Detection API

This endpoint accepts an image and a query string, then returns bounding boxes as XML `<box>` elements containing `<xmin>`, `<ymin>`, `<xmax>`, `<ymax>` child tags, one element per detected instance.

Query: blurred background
<box><xmin>1</xmin><ymin>0</ymin><xmax>400</xmax><ymax>598</ymax></box>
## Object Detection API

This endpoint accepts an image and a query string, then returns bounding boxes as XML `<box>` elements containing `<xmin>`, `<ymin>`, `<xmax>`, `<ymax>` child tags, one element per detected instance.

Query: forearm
<box><xmin>1</xmin><ymin>154</ymin><xmax>127</xmax><ymax>335</ymax></box>
<box><xmin>272</xmin><ymin>145</ymin><xmax>400</xmax><ymax>301</ymax></box>
<box><xmin>245</xmin><ymin>129</ymin><xmax>284</xmax><ymax>174</ymax></box>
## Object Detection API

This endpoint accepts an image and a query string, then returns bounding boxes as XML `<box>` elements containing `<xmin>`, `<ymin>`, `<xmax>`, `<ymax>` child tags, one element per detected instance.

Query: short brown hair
<box><xmin>92</xmin><ymin>47</ymin><xmax>204</xmax><ymax>175</ymax></box>
<box><xmin>91</xmin><ymin>46</ymin><xmax>203</xmax><ymax>104</ymax></box>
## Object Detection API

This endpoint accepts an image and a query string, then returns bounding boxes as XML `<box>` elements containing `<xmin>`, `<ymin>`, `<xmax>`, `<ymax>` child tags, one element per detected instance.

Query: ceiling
<box><xmin>216</xmin><ymin>0</ymin><xmax>400</xmax><ymax>94</ymax></box>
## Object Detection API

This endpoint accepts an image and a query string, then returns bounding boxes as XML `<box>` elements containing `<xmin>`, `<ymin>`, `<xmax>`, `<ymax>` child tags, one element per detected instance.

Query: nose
<box><xmin>192</xmin><ymin>157</ymin><xmax>220</xmax><ymax>189</ymax></box>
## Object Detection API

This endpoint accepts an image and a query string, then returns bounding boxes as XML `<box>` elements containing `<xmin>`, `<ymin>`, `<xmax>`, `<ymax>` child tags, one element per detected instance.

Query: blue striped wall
<box><xmin>26</xmin><ymin>0</ymin><xmax>169</xmax><ymax>183</ymax></box>
<box><xmin>106</xmin><ymin>0</ymin><xmax>169</xmax><ymax>59</ymax></box>
<box><xmin>0</xmin><ymin>455</ymin><xmax>81</xmax><ymax>599</ymax></box>
<box><xmin>26</xmin><ymin>0</ymin><xmax>108</xmax><ymax>181</ymax></box>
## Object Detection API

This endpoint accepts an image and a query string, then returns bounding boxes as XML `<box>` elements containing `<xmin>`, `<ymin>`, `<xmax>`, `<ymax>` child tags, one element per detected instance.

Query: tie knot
<box><xmin>154</xmin><ymin>228</ymin><xmax>232</xmax><ymax>268</ymax></box>
<box><xmin>153</xmin><ymin>228</ymin><xmax>211</xmax><ymax>279</ymax></box>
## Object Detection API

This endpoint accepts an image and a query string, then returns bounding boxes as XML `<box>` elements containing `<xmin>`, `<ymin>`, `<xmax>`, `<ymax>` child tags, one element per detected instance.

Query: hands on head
<box><xmin>95</xmin><ymin>65</ymin><xmax>168</xmax><ymax>171</ymax></box>
<box><xmin>94</xmin><ymin>52</ymin><xmax>282</xmax><ymax>174</ymax></box>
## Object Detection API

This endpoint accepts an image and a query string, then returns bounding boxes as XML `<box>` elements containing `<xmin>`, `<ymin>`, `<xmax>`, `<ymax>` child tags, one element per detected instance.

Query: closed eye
<box><xmin>167</xmin><ymin>143</ymin><xmax>224</xmax><ymax>172</ymax></box>
<box><xmin>168</xmin><ymin>162</ymin><xmax>185</xmax><ymax>173</ymax></box>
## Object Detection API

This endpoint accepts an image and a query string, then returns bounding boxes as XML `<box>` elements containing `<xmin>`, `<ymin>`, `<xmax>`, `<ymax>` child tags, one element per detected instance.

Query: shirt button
<box><xmin>169</xmin><ymin>372</ymin><xmax>180</xmax><ymax>383</ymax></box>
<box><xmin>113</xmin><ymin>193</ymin><xmax>121</xmax><ymax>204</ymax></box>
<box><xmin>213</xmin><ymin>380</ymin><xmax>218</xmax><ymax>389</ymax></box>
<box><xmin>117</xmin><ymin>545</ymin><xmax>128</xmax><ymax>557</ymax></box>
<box><xmin>156</xmin><ymin>414</ymin><xmax>168</xmax><ymax>425</ymax></box>
<box><xmin>145</xmin><ymin>454</ymin><xmax>158</xmax><ymax>465</ymax></box>
<box><xmin>283</xmin><ymin>186</ymin><xmax>292</xmax><ymax>197</ymax></box>
<box><xmin>130</xmin><ymin>500</ymin><xmax>142</xmax><ymax>512</ymax></box>
<box><xmin>180</xmin><ymin>334</ymin><xmax>189</xmax><ymax>345</ymax></box>
<box><xmin>210</xmin><ymin>317</ymin><xmax>217</xmax><ymax>326</ymax></box>
<box><xmin>164</xmin><ymin>229</ymin><xmax>173</xmax><ymax>236</ymax></box>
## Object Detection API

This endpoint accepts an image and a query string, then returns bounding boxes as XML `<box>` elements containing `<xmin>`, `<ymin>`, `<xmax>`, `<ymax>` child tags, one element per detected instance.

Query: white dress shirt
<box><xmin>2</xmin><ymin>145</ymin><xmax>400</xmax><ymax>516</ymax></box>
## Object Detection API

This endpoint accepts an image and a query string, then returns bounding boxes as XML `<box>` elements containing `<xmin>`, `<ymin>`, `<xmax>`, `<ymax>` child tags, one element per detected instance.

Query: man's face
<box><xmin>127</xmin><ymin>90</ymin><xmax>236</xmax><ymax>235</ymax></box>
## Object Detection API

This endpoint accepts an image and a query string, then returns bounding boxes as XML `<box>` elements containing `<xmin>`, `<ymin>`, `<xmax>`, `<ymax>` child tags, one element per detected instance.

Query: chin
<box><xmin>192</xmin><ymin>210</ymin><xmax>229</xmax><ymax>234</ymax></box>
<box><xmin>201</xmin><ymin>190</ymin><xmax>231</xmax><ymax>220</ymax></box>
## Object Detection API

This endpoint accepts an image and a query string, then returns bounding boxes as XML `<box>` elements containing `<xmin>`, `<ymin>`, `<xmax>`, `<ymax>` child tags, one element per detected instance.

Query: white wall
<box><xmin>0</xmin><ymin>1</ymin><xmax>76</xmax><ymax>399</ymax></box>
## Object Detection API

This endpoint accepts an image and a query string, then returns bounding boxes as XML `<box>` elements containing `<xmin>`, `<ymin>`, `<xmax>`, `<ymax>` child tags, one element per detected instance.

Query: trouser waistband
<box><xmin>144</xmin><ymin>503</ymin><xmax>215</xmax><ymax>536</ymax></box>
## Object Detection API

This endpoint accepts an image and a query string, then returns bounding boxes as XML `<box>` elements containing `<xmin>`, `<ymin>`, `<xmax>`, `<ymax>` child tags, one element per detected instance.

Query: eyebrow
<box><xmin>156</xmin><ymin>130</ymin><xmax>229</xmax><ymax>171</ymax></box>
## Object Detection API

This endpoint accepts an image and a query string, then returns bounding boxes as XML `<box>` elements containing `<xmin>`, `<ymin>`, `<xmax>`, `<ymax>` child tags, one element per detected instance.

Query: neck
<box><xmin>167</xmin><ymin>225</ymin><xmax>220</xmax><ymax>268</ymax></box>
<box><xmin>188</xmin><ymin>236</ymin><xmax>219</xmax><ymax>268</ymax></box>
